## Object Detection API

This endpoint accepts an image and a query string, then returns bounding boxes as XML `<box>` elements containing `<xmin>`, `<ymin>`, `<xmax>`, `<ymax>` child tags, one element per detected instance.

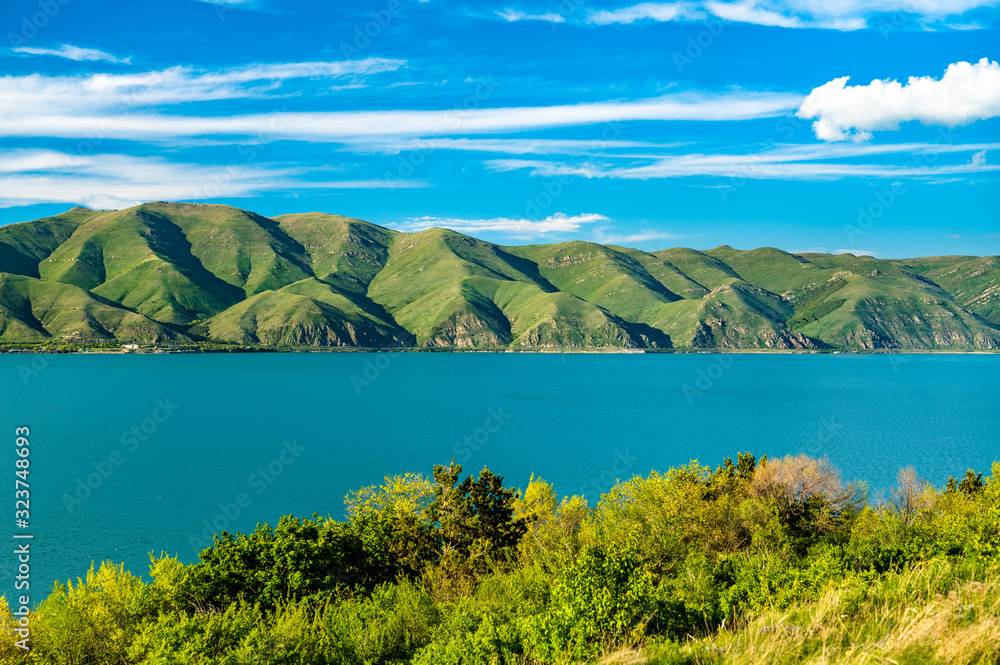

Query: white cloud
<box><xmin>588</xmin><ymin>2</ymin><xmax>703</xmax><ymax>24</ymax></box>
<box><xmin>486</xmin><ymin>141</ymin><xmax>1000</xmax><ymax>181</ymax></box>
<box><xmin>194</xmin><ymin>0</ymin><xmax>258</xmax><ymax>6</ymax></box>
<box><xmin>970</xmin><ymin>149</ymin><xmax>987</xmax><ymax>167</ymax></box>
<box><xmin>11</xmin><ymin>44</ymin><xmax>131</xmax><ymax>64</ymax></box>
<box><xmin>834</xmin><ymin>249</ymin><xmax>879</xmax><ymax>256</ymax></box>
<box><xmin>705</xmin><ymin>0</ymin><xmax>867</xmax><ymax>29</ymax></box>
<box><xmin>595</xmin><ymin>229</ymin><xmax>682</xmax><ymax>244</ymax></box>
<box><xmin>0</xmin><ymin>59</ymin><xmax>405</xmax><ymax>118</ymax></box>
<box><xmin>348</xmin><ymin>137</ymin><xmax>687</xmax><ymax>155</ymax></box>
<box><xmin>496</xmin><ymin>8</ymin><xmax>566</xmax><ymax>22</ymax></box>
<box><xmin>944</xmin><ymin>21</ymin><xmax>987</xmax><ymax>28</ymax></box>
<box><xmin>0</xmin><ymin>79</ymin><xmax>801</xmax><ymax>142</ymax></box>
<box><xmin>0</xmin><ymin>149</ymin><xmax>424</xmax><ymax>209</ymax></box>
<box><xmin>581</xmin><ymin>0</ymin><xmax>999</xmax><ymax>29</ymax></box>
<box><xmin>784</xmin><ymin>0</ymin><xmax>999</xmax><ymax>20</ymax></box>
<box><xmin>705</xmin><ymin>1</ymin><xmax>802</xmax><ymax>27</ymax></box>
<box><xmin>798</xmin><ymin>58</ymin><xmax>1000</xmax><ymax>141</ymax></box>
<box><xmin>399</xmin><ymin>213</ymin><xmax>609</xmax><ymax>235</ymax></box>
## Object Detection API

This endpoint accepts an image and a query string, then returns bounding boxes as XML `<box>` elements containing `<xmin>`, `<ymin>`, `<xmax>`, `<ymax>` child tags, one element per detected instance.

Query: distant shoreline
<box><xmin>1</xmin><ymin>345</ymin><xmax>997</xmax><ymax>355</ymax></box>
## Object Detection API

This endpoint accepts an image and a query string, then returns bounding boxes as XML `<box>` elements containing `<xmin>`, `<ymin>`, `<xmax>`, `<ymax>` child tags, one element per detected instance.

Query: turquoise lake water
<box><xmin>1</xmin><ymin>352</ymin><xmax>998</xmax><ymax>604</ymax></box>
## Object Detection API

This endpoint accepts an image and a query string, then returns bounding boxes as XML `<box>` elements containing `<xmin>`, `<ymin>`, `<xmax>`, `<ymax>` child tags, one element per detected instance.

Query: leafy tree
<box><xmin>751</xmin><ymin>454</ymin><xmax>866</xmax><ymax>540</ymax></box>
<box><xmin>891</xmin><ymin>466</ymin><xmax>931</xmax><ymax>525</ymax></box>
<box><xmin>32</xmin><ymin>562</ymin><xmax>153</xmax><ymax>665</ymax></box>
<box><xmin>515</xmin><ymin>476</ymin><xmax>590</xmax><ymax>568</ymax></box>
<box><xmin>193</xmin><ymin>515</ymin><xmax>369</xmax><ymax>610</ymax></box>
<box><xmin>713</xmin><ymin>451</ymin><xmax>758</xmax><ymax>485</ymax></box>
<box><xmin>346</xmin><ymin>473</ymin><xmax>439</xmax><ymax>581</ymax></box>
<box><xmin>946</xmin><ymin>469</ymin><xmax>985</xmax><ymax>496</ymax></box>
<box><xmin>345</xmin><ymin>473</ymin><xmax>435</xmax><ymax>520</ymax></box>
<box><xmin>426</xmin><ymin>461</ymin><xmax>527</xmax><ymax>574</ymax></box>
<box><xmin>959</xmin><ymin>469</ymin><xmax>985</xmax><ymax>496</ymax></box>
<box><xmin>529</xmin><ymin>535</ymin><xmax>654</xmax><ymax>661</ymax></box>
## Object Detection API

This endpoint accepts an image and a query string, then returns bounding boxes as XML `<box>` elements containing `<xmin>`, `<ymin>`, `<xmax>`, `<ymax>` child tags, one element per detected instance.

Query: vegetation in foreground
<box><xmin>2</xmin><ymin>454</ymin><xmax>999</xmax><ymax>664</ymax></box>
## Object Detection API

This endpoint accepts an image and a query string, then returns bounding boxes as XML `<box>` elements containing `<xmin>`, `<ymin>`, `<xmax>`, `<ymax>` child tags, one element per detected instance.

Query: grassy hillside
<box><xmin>0</xmin><ymin>273</ymin><xmax>187</xmax><ymax>342</ymax></box>
<box><xmin>0</xmin><ymin>201</ymin><xmax>997</xmax><ymax>350</ymax></box>
<box><xmin>194</xmin><ymin>277</ymin><xmax>411</xmax><ymax>347</ymax></box>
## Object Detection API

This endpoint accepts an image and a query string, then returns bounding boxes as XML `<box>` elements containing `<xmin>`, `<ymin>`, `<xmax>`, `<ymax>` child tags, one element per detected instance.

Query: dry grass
<box><xmin>616</xmin><ymin>559</ymin><xmax>1000</xmax><ymax>665</ymax></box>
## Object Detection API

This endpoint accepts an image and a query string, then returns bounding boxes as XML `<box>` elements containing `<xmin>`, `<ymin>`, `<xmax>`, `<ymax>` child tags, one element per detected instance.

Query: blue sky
<box><xmin>0</xmin><ymin>0</ymin><xmax>997</xmax><ymax>257</ymax></box>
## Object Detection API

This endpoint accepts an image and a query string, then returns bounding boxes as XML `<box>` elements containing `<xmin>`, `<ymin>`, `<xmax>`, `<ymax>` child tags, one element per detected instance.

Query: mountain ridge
<box><xmin>1</xmin><ymin>201</ymin><xmax>998</xmax><ymax>350</ymax></box>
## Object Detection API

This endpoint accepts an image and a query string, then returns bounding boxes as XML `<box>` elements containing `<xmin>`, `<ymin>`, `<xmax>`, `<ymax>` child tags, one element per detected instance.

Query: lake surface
<box><xmin>2</xmin><ymin>352</ymin><xmax>998</xmax><ymax>604</ymax></box>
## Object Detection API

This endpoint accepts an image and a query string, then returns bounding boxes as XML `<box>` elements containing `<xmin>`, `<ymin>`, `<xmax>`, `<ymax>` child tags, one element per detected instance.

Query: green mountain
<box><xmin>1</xmin><ymin>201</ymin><xmax>998</xmax><ymax>350</ymax></box>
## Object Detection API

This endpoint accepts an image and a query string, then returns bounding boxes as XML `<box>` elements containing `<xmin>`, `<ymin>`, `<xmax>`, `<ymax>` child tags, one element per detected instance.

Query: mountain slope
<box><xmin>504</xmin><ymin>241</ymin><xmax>682</xmax><ymax>326</ymax></box>
<box><xmin>920</xmin><ymin>256</ymin><xmax>1000</xmax><ymax>325</ymax></box>
<box><xmin>652</xmin><ymin>279</ymin><xmax>824</xmax><ymax>349</ymax></box>
<box><xmin>1</xmin><ymin>202</ymin><xmax>997</xmax><ymax>350</ymax></box>
<box><xmin>194</xmin><ymin>277</ymin><xmax>411</xmax><ymax>347</ymax></box>
<box><xmin>0</xmin><ymin>272</ymin><xmax>187</xmax><ymax>342</ymax></box>
<box><xmin>273</xmin><ymin>212</ymin><xmax>397</xmax><ymax>295</ymax></box>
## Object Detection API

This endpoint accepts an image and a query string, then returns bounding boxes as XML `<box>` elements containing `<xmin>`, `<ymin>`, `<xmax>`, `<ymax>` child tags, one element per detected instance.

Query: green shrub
<box><xmin>414</xmin><ymin>566</ymin><xmax>549</xmax><ymax>664</ymax></box>
<box><xmin>528</xmin><ymin>535</ymin><xmax>654</xmax><ymax>661</ymax></box>
<box><xmin>32</xmin><ymin>562</ymin><xmax>154</xmax><ymax>665</ymax></box>
<box><xmin>193</xmin><ymin>515</ymin><xmax>369</xmax><ymax>610</ymax></box>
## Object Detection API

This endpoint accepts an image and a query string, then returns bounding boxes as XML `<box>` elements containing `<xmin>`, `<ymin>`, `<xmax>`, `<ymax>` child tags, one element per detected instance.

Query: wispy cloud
<box><xmin>834</xmin><ymin>249</ymin><xmax>879</xmax><ymax>256</ymax></box>
<box><xmin>588</xmin><ymin>2</ymin><xmax>704</xmax><ymax>24</ymax></box>
<box><xmin>595</xmin><ymin>229</ymin><xmax>683</xmax><ymax>244</ymax></box>
<box><xmin>579</xmin><ymin>0</ymin><xmax>999</xmax><ymax>29</ymax></box>
<box><xmin>486</xmin><ymin>141</ymin><xmax>1000</xmax><ymax>181</ymax></box>
<box><xmin>0</xmin><ymin>75</ymin><xmax>801</xmax><ymax>142</ymax></box>
<box><xmin>705</xmin><ymin>0</ymin><xmax>865</xmax><ymax>29</ymax></box>
<box><xmin>399</xmin><ymin>212</ymin><xmax>609</xmax><ymax>236</ymax></box>
<box><xmin>0</xmin><ymin>149</ymin><xmax>424</xmax><ymax>209</ymax></box>
<box><xmin>799</xmin><ymin>58</ymin><xmax>1000</xmax><ymax>141</ymax></box>
<box><xmin>496</xmin><ymin>8</ymin><xmax>566</xmax><ymax>22</ymax></box>
<box><xmin>347</xmin><ymin>137</ymin><xmax>688</xmax><ymax>155</ymax></box>
<box><xmin>193</xmin><ymin>0</ymin><xmax>259</xmax><ymax>6</ymax></box>
<box><xmin>11</xmin><ymin>44</ymin><xmax>131</xmax><ymax>63</ymax></box>
<box><xmin>0</xmin><ymin>59</ymin><xmax>406</xmax><ymax>117</ymax></box>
